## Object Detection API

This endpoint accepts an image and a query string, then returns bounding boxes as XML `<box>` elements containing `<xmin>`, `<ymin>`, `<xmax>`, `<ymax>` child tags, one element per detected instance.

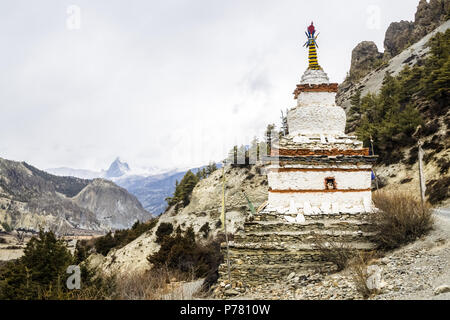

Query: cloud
<box><xmin>0</xmin><ymin>0</ymin><xmax>419</xmax><ymax>170</ymax></box>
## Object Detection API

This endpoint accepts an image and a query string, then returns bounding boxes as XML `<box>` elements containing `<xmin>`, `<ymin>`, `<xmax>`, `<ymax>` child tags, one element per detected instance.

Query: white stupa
<box><xmin>265</xmin><ymin>23</ymin><xmax>377</xmax><ymax>217</ymax></box>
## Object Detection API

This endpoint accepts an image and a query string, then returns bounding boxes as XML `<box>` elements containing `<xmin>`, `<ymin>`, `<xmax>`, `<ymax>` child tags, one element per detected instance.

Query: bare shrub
<box><xmin>114</xmin><ymin>268</ymin><xmax>195</xmax><ymax>300</ymax></box>
<box><xmin>312</xmin><ymin>233</ymin><xmax>356</xmax><ymax>271</ymax></box>
<box><xmin>371</xmin><ymin>191</ymin><xmax>434</xmax><ymax>250</ymax></box>
<box><xmin>15</xmin><ymin>230</ymin><xmax>25</xmax><ymax>244</ymax></box>
<box><xmin>349</xmin><ymin>252</ymin><xmax>380</xmax><ymax>299</ymax></box>
<box><xmin>70</xmin><ymin>267</ymin><xmax>198</xmax><ymax>300</ymax></box>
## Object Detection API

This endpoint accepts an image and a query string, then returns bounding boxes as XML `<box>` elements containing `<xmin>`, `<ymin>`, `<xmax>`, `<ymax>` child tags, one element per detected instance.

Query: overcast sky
<box><xmin>0</xmin><ymin>0</ymin><xmax>419</xmax><ymax>172</ymax></box>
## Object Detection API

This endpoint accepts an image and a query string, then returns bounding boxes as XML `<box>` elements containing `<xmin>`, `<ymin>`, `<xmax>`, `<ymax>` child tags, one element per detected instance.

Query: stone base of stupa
<box><xmin>217</xmin><ymin>210</ymin><xmax>376</xmax><ymax>288</ymax></box>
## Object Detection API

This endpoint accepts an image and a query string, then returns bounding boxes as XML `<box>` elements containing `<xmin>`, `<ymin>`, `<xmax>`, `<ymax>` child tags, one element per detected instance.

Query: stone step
<box><xmin>218</xmin><ymin>262</ymin><xmax>337</xmax><ymax>283</ymax></box>
<box><xmin>226</xmin><ymin>249</ymin><xmax>327</xmax><ymax>265</ymax></box>
<box><xmin>223</xmin><ymin>241</ymin><xmax>377</xmax><ymax>251</ymax></box>
<box><xmin>234</xmin><ymin>230</ymin><xmax>376</xmax><ymax>244</ymax></box>
<box><xmin>253</xmin><ymin>212</ymin><xmax>371</xmax><ymax>223</ymax></box>
<box><xmin>222</xmin><ymin>241</ymin><xmax>375</xmax><ymax>267</ymax></box>
<box><xmin>244</xmin><ymin>219</ymin><xmax>374</xmax><ymax>233</ymax></box>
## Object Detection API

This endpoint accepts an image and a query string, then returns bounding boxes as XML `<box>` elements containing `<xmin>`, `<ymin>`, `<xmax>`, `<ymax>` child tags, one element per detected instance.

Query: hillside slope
<box><xmin>89</xmin><ymin>164</ymin><xmax>268</xmax><ymax>275</ymax></box>
<box><xmin>114</xmin><ymin>170</ymin><xmax>188</xmax><ymax>215</ymax></box>
<box><xmin>73</xmin><ymin>179</ymin><xmax>150</xmax><ymax>230</ymax></box>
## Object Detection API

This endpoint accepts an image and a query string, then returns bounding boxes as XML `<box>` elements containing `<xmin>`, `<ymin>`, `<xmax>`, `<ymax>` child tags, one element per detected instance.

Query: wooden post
<box><xmin>370</xmin><ymin>135</ymin><xmax>379</xmax><ymax>191</ymax></box>
<box><xmin>418</xmin><ymin>140</ymin><xmax>426</xmax><ymax>213</ymax></box>
<box><xmin>221</xmin><ymin>165</ymin><xmax>232</xmax><ymax>284</ymax></box>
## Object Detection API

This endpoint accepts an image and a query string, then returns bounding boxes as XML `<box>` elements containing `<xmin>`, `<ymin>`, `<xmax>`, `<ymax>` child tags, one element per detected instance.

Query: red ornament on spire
<box><xmin>307</xmin><ymin>22</ymin><xmax>315</xmax><ymax>37</ymax></box>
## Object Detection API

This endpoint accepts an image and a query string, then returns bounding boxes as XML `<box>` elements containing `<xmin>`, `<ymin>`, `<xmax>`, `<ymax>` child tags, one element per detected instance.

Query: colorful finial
<box><xmin>303</xmin><ymin>22</ymin><xmax>320</xmax><ymax>70</ymax></box>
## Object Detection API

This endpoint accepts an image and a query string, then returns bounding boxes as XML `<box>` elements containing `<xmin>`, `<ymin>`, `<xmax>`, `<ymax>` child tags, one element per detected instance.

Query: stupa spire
<box><xmin>304</xmin><ymin>22</ymin><xmax>321</xmax><ymax>70</ymax></box>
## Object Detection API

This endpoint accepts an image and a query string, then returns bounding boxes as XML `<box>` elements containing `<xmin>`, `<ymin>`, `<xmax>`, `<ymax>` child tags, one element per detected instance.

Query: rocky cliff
<box><xmin>342</xmin><ymin>0</ymin><xmax>449</xmax><ymax>84</ymax></box>
<box><xmin>385</xmin><ymin>0</ymin><xmax>450</xmax><ymax>58</ymax></box>
<box><xmin>0</xmin><ymin>157</ymin><xmax>152</xmax><ymax>234</ymax></box>
<box><xmin>347</xmin><ymin>41</ymin><xmax>384</xmax><ymax>82</ymax></box>
<box><xmin>337</xmin><ymin>11</ymin><xmax>449</xmax><ymax>206</ymax></box>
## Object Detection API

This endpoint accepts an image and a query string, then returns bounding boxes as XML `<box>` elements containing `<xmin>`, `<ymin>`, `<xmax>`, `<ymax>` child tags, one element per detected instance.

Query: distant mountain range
<box><xmin>47</xmin><ymin>158</ymin><xmax>216</xmax><ymax>215</ymax></box>
<box><xmin>48</xmin><ymin>157</ymin><xmax>132</xmax><ymax>180</ymax></box>
<box><xmin>0</xmin><ymin>157</ymin><xmax>152</xmax><ymax>234</ymax></box>
<box><xmin>113</xmin><ymin>170</ymin><xmax>192</xmax><ymax>215</ymax></box>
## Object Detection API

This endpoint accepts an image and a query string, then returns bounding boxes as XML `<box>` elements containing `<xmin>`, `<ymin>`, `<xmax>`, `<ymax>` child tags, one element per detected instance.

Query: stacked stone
<box><xmin>217</xmin><ymin>212</ymin><xmax>376</xmax><ymax>290</ymax></box>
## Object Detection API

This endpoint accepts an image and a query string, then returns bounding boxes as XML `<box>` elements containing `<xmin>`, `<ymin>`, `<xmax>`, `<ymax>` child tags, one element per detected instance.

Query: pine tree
<box><xmin>206</xmin><ymin>162</ymin><xmax>217</xmax><ymax>176</ymax></box>
<box><xmin>0</xmin><ymin>230</ymin><xmax>74</xmax><ymax>299</ymax></box>
<box><xmin>166</xmin><ymin>170</ymin><xmax>199</xmax><ymax>208</ymax></box>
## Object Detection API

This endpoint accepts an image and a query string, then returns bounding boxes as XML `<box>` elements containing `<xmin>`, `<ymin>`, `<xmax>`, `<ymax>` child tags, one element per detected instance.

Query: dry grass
<box><xmin>349</xmin><ymin>252</ymin><xmax>380</xmax><ymax>299</ymax></box>
<box><xmin>72</xmin><ymin>267</ymin><xmax>198</xmax><ymax>300</ymax></box>
<box><xmin>114</xmin><ymin>268</ymin><xmax>195</xmax><ymax>300</ymax></box>
<box><xmin>371</xmin><ymin>191</ymin><xmax>434</xmax><ymax>250</ymax></box>
<box><xmin>312</xmin><ymin>233</ymin><xmax>356</xmax><ymax>271</ymax></box>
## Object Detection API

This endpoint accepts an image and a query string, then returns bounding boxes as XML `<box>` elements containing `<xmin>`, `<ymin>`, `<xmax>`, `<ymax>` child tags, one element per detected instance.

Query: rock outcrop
<box><xmin>337</xmin><ymin>20</ymin><xmax>450</xmax><ymax>113</ymax></box>
<box><xmin>385</xmin><ymin>0</ymin><xmax>449</xmax><ymax>57</ymax></box>
<box><xmin>384</xmin><ymin>21</ymin><xmax>415</xmax><ymax>58</ymax></box>
<box><xmin>348</xmin><ymin>41</ymin><xmax>383</xmax><ymax>82</ymax></box>
<box><xmin>343</xmin><ymin>0</ymin><xmax>449</xmax><ymax>84</ymax></box>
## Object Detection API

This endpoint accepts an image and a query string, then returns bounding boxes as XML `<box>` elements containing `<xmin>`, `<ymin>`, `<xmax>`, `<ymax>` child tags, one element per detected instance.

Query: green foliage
<box><xmin>148</xmin><ymin>227</ymin><xmax>223</xmax><ymax>279</ymax></box>
<box><xmin>206</xmin><ymin>162</ymin><xmax>218</xmax><ymax>176</ymax></box>
<box><xmin>1</xmin><ymin>222</ymin><xmax>12</xmax><ymax>232</ymax></box>
<box><xmin>351</xmin><ymin>29</ymin><xmax>450</xmax><ymax>164</ymax></box>
<box><xmin>92</xmin><ymin>219</ymin><xmax>158</xmax><ymax>257</ymax></box>
<box><xmin>166</xmin><ymin>170</ymin><xmax>199</xmax><ymax>208</ymax></box>
<box><xmin>21</xmin><ymin>162</ymin><xmax>90</xmax><ymax>198</ymax></box>
<box><xmin>0</xmin><ymin>230</ymin><xmax>73</xmax><ymax>299</ymax></box>
<box><xmin>74</xmin><ymin>239</ymin><xmax>92</xmax><ymax>264</ymax></box>
<box><xmin>155</xmin><ymin>222</ymin><xmax>174</xmax><ymax>243</ymax></box>
<box><xmin>421</xmin><ymin>30</ymin><xmax>450</xmax><ymax>110</ymax></box>
<box><xmin>94</xmin><ymin>232</ymin><xmax>116</xmax><ymax>256</ymax></box>
<box><xmin>0</xmin><ymin>230</ymin><xmax>133</xmax><ymax>300</ymax></box>
<box><xmin>199</xmin><ymin>222</ymin><xmax>210</xmax><ymax>239</ymax></box>
<box><xmin>426</xmin><ymin>177</ymin><xmax>450</xmax><ymax>205</ymax></box>
<box><xmin>113</xmin><ymin>219</ymin><xmax>158</xmax><ymax>249</ymax></box>
<box><xmin>354</xmin><ymin>76</ymin><xmax>422</xmax><ymax>163</ymax></box>
<box><xmin>349</xmin><ymin>89</ymin><xmax>362</xmax><ymax>117</ymax></box>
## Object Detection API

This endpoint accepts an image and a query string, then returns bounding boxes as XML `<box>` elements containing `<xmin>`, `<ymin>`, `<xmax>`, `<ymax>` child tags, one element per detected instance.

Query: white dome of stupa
<box><xmin>300</xmin><ymin>69</ymin><xmax>330</xmax><ymax>85</ymax></box>
<box><xmin>287</xmin><ymin>69</ymin><xmax>346</xmax><ymax>136</ymax></box>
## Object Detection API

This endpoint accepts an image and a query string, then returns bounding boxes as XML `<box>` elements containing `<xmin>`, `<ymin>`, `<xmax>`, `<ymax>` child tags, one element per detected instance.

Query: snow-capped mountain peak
<box><xmin>105</xmin><ymin>157</ymin><xmax>131</xmax><ymax>178</ymax></box>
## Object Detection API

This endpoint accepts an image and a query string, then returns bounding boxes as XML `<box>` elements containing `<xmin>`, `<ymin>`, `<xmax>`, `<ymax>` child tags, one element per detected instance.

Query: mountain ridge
<box><xmin>0</xmin><ymin>157</ymin><xmax>152</xmax><ymax>233</ymax></box>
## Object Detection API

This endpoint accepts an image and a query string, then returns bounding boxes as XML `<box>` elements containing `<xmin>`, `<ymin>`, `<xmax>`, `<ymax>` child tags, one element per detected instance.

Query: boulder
<box><xmin>434</xmin><ymin>285</ymin><xmax>450</xmax><ymax>295</ymax></box>
<box><xmin>349</xmin><ymin>41</ymin><xmax>383</xmax><ymax>81</ymax></box>
<box><xmin>384</xmin><ymin>21</ymin><xmax>415</xmax><ymax>57</ymax></box>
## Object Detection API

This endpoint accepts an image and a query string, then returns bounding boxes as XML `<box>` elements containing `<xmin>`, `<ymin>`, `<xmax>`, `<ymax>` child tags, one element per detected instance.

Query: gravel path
<box><xmin>226</xmin><ymin>214</ymin><xmax>450</xmax><ymax>300</ymax></box>
<box><xmin>373</xmin><ymin>214</ymin><xmax>450</xmax><ymax>300</ymax></box>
